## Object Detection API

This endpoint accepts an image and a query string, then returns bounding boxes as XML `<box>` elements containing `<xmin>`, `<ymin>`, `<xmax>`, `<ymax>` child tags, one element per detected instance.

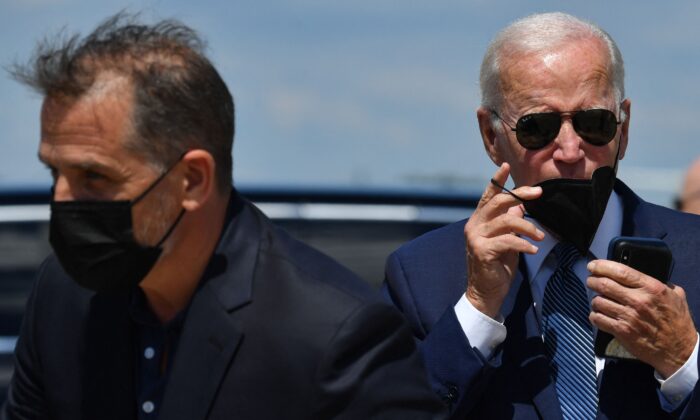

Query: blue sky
<box><xmin>1</xmin><ymin>0</ymin><xmax>699</xmax><ymax>206</ymax></box>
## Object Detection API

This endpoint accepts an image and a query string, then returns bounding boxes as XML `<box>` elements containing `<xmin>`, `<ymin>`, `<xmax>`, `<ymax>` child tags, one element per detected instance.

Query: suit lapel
<box><xmin>157</xmin><ymin>285</ymin><xmax>245</xmax><ymax>420</ymax></box>
<box><xmin>616</xmin><ymin>180</ymin><xmax>667</xmax><ymax>239</ymax></box>
<box><xmin>158</xmin><ymin>192</ymin><xmax>261</xmax><ymax>420</ymax></box>
<box><xmin>502</xmin><ymin>257</ymin><xmax>563</xmax><ymax>419</ymax></box>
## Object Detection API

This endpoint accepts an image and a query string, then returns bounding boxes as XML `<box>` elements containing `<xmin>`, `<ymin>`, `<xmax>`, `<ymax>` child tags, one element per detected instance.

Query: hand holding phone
<box><xmin>593</xmin><ymin>236</ymin><xmax>673</xmax><ymax>359</ymax></box>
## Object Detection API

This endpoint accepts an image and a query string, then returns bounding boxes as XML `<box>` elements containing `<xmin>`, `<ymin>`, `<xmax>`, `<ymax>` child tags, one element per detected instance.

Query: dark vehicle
<box><xmin>0</xmin><ymin>186</ymin><xmax>478</xmax><ymax>403</ymax></box>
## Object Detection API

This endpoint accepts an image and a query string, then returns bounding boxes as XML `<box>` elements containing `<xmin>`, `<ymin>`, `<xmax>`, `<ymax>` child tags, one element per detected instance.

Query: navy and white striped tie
<box><xmin>542</xmin><ymin>243</ymin><xmax>598</xmax><ymax>419</ymax></box>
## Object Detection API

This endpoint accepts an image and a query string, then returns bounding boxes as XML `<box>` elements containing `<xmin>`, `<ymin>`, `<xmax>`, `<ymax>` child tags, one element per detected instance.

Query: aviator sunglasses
<box><xmin>493</xmin><ymin>108</ymin><xmax>621</xmax><ymax>150</ymax></box>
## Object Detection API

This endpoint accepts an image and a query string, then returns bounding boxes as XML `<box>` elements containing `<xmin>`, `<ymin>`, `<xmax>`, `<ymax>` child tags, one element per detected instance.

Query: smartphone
<box><xmin>593</xmin><ymin>236</ymin><xmax>673</xmax><ymax>358</ymax></box>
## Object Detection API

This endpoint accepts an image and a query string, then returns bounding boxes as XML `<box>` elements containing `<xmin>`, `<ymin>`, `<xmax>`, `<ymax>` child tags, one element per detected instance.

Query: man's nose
<box><xmin>552</xmin><ymin>119</ymin><xmax>585</xmax><ymax>163</ymax></box>
<box><xmin>52</xmin><ymin>176</ymin><xmax>75</xmax><ymax>201</ymax></box>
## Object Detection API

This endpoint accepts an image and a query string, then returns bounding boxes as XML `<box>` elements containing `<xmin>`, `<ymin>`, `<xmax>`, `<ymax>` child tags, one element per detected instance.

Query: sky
<box><xmin>1</xmin><ymin>0</ymin><xmax>699</xmax><ymax>206</ymax></box>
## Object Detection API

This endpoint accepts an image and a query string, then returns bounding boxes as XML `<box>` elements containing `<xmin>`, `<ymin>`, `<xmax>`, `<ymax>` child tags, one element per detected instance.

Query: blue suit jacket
<box><xmin>384</xmin><ymin>180</ymin><xmax>700</xmax><ymax>419</ymax></box>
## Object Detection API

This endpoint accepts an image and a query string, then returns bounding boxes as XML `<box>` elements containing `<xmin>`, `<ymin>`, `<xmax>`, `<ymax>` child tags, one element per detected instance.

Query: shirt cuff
<box><xmin>454</xmin><ymin>294</ymin><xmax>507</xmax><ymax>359</ymax></box>
<box><xmin>655</xmin><ymin>332</ymin><xmax>700</xmax><ymax>411</ymax></box>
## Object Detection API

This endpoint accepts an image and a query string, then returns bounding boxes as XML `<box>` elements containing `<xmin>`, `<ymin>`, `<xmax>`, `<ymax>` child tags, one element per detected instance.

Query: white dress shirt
<box><xmin>454</xmin><ymin>191</ymin><xmax>699</xmax><ymax>410</ymax></box>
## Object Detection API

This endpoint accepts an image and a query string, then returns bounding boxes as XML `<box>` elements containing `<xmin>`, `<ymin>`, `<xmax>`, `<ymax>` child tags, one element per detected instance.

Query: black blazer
<box><xmin>2</xmin><ymin>191</ymin><xmax>443</xmax><ymax>420</ymax></box>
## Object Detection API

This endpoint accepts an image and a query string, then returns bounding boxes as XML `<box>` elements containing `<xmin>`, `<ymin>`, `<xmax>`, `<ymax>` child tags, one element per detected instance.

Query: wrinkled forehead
<box><xmin>498</xmin><ymin>38</ymin><xmax>616</xmax><ymax>111</ymax></box>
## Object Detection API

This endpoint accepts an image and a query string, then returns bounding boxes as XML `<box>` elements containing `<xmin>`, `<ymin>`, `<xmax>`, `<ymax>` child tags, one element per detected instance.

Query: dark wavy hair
<box><xmin>9</xmin><ymin>12</ymin><xmax>234</xmax><ymax>191</ymax></box>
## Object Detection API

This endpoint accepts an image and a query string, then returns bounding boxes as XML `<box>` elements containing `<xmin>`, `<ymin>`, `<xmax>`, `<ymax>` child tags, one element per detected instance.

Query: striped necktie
<box><xmin>542</xmin><ymin>243</ymin><xmax>598</xmax><ymax>419</ymax></box>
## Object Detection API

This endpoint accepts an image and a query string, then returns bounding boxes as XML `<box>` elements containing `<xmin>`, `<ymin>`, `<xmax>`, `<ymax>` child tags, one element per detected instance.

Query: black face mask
<box><xmin>49</xmin><ymin>164</ymin><xmax>185</xmax><ymax>294</ymax></box>
<box><xmin>492</xmin><ymin>145</ymin><xmax>620</xmax><ymax>254</ymax></box>
<box><xmin>524</xmin><ymin>166</ymin><xmax>615</xmax><ymax>254</ymax></box>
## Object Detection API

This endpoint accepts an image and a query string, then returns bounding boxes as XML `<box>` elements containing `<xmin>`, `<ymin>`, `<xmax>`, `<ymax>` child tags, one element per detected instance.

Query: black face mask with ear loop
<box><xmin>492</xmin><ymin>140</ymin><xmax>622</xmax><ymax>255</ymax></box>
<box><xmin>49</xmin><ymin>161</ymin><xmax>186</xmax><ymax>294</ymax></box>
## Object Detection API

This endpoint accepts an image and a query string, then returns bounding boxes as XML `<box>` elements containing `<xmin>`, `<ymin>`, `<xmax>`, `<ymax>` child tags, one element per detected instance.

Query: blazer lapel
<box><xmin>158</xmin><ymin>192</ymin><xmax>260</xmax><ymax>420</ymax></box>
<box><xmin>503</xmin><ymin>257</ymin><xmax>563</xmax><ymax>419</ymax></box>
<box><xmin>616</xmin><ymin>180</ymin><xmax>667</xmax><ymax>239</ymax></box>
<box><xmin>157</xmin><ymin>285</ymin><xmax>245</xmax><ymax>420</ymax></box>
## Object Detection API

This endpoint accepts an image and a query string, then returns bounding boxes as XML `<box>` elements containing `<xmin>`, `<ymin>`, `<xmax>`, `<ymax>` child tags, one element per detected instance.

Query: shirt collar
<box><xmin>129</xmin><ymin>286</ymin><xmax>187</xmax><ymax>330</ymax></box>
<box><xmin>523</xmin><ymin>190</ymin><xmax>624</xmax><ymax>280</ymax></box>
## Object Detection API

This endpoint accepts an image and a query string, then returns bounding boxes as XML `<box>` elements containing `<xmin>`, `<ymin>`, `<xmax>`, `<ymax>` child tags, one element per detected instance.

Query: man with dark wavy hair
<box><xmin>2</xmin><ymin>13</ymin><xmax>442</xmax><ymax>420</ymax></box>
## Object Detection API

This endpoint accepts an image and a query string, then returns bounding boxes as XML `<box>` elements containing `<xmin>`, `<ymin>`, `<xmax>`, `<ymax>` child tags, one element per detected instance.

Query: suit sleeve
<box><xmin>1</xmin><ymin>261</ymin><xmax>49</xmax><ymax>420</ymax></box>
<box><xmin>311</xmin><ymin>300</ymin><xmax>448</xmax><ymax>419</ymax></box>
<box><xmin>382</xmin><ymin>252</ymin><xmax>504</xmax><ymax>418</ymax></box>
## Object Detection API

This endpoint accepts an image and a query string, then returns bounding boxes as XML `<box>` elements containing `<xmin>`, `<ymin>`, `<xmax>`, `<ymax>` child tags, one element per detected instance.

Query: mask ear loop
<box><xmin>132</xmin><ymin>151</ymin><xmax>190</xmax><ymax>205</ymax></box>
<box><xmin>134</xmin><ymin>150</ymin><xmax>191</xmax><ymax>247</ymax></box>
<box><xmin>489</xmin><ymin>179</ymin><xmax>526</xmax><ymax>202</ymax></box>
<box><xmin>611</xmin><ymin>101</ymin><xmax>628</xmax><ymax>175</ymax></box>
<box><xmin>155</xmin><ymin>208</ymin><xmax>186</xmax><ymax>247</ymax></box>
<box><xmin>612</xmin><ymin>129</ymin><xmax>622</xmax><ymax>175</ymax></box>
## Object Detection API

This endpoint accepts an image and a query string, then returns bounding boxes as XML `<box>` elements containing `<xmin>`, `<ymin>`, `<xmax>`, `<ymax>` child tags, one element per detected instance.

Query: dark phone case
<box><xmin>593</xmin><ymin>236</ymin><xmax>673</xmax><ymax>358</ymax></box>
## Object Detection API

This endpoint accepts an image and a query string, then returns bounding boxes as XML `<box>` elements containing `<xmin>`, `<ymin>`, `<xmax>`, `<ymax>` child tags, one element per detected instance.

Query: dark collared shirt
<box><xmin>129</xmin><ymin>288</ymin><xmax>186</xmax><ymax>420</ymax></box>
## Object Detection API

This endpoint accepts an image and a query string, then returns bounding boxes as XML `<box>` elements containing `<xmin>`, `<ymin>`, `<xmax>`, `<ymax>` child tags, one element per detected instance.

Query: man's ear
<box><xmin>618</xmin><ymin>99</ymin><xmax>631</xmax><ymax>160</ymax></box>
<box><xmin>477</xmin><ymin>107</ymin><xmax>503</xmax><ymax>165</ymax></box>
<box><xmin>179</xmin><ymin>149</ymin><xmax>217</xmax><ymax>212</ymax></box>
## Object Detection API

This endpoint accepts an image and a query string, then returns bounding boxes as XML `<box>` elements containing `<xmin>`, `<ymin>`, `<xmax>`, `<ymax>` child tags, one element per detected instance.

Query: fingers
<box><xmin>589</xmin><ymin>309</ymin><xmax>625</xmax><ymax>337</ymax></box>
<box><xmin>478</xmin><ymin>163</ymin><xmax>543</xmax><ymax>211</ymax></box>
<box><xmin>475</xmin><ymin>169</ymin><xmax>542</xmax><ymax>228</ymax></box>
<box><xmin>466</xmin><ymin>164</ymin><xmax>545</xmax><ymax>261</ymax></box>
<box><xmin>589</xmin><ymin>294</ymin><xmax>631</xmax><ymax>329</ymax></box>
<box><xmin>478</xmin><ymin>185</ymin><xmax>542</xmax><ymax>222</ymax></box>
<box><xmin>588</xmin><ymin>274</ymin><xmax>668</xmax><ymax>312</ymax></box>
<box><xmin>586</xmin><ymin>261</ymin><xmax>697</xmax><ymax>377</ymax></box>
<box><xmin>463</xmin><ymin>165</ymin><xmax>546</xmax><ymax>319</ymax></box>
<box><xmin>587</xmin><ymin>275</ymin><xmax>630</xmax><ymax>305</ymax></box>
<box><xmin>589</xmin><ymin>287</ymin><xmax>698</xmax><ymax>377</ymax></box>
<box><xmin>474</xmin><ymin>212</ymin><xmax>544</xmax><ymax>243</ymax></box>
<box><xmin>586</xmin><ymin>261</ymin><xmax>688</xmax><ymax>371</ymax></box>
<box><xmin>471</xmin><ymin>230</ymin><xmax>539</xmax><ymax>257</ymax></box>
<box><xmin>587</xmin><ymin>259</ymin><xmax>662</xmax><ymax>289</ymax></box>
<box><xmin>587</xmin><ymin>260</ymin><xmax>670</xmax><ymax>333</ymax></box>
<box><xmin>487</xmin><ymin>234</ymin><xmax>539</xmax><ymax>255</ymax></box>
<box><xmin>671</xmin><ymin>284</ymin><xmax>688</xmax><ymax>301</ymax></box>
<box><xmin>477</xmin><ymin>162</ymin><xmax>510</xmax><ymax>211</ymax></box>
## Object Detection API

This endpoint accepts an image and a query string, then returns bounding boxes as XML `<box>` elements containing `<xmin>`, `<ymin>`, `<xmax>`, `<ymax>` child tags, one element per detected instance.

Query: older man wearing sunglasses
<box><xmin>383</xmin><ymin>12</ymin><xmax>700</xmax><ymax>419</ymax></box>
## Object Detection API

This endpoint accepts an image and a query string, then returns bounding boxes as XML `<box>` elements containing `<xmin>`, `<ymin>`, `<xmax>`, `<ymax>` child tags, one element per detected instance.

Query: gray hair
<box><xmin>480</xmin><ymin>12</ymin><xmax>625</xmax><ymax>114</ymax></box>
